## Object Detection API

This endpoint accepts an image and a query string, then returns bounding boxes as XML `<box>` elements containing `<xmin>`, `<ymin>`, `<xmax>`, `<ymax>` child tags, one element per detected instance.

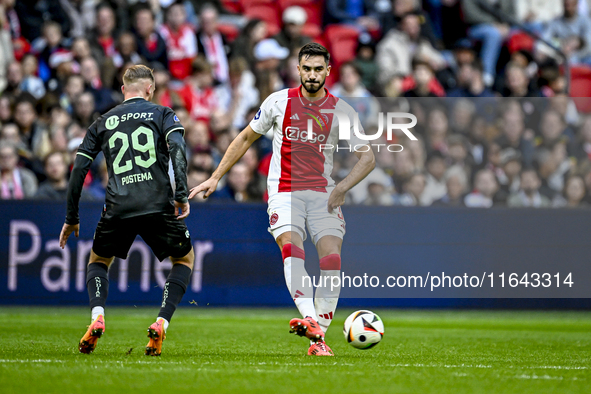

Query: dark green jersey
<box><xmin>74</xmin><ymin>97</ymin><xmax>186</xmax><ymax>220</ymax></box>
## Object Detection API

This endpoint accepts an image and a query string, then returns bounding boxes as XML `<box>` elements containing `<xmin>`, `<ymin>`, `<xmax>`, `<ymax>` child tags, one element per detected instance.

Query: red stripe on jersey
<box><xmin>278</xmin><ymin>86</ymin><xmax>337</xmax><ymax>193</ymax></box>
<box><xmin>278</xmin><ymin>91</ymin><xmax>294</xmax><ymax>192</ymax></box>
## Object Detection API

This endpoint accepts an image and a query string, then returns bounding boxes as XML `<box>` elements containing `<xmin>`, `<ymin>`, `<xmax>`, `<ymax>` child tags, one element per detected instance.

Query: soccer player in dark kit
<box><xmin>59</xmin><ymin>65</ymin><xmax>194</xmax><ymax>356</ymax></box>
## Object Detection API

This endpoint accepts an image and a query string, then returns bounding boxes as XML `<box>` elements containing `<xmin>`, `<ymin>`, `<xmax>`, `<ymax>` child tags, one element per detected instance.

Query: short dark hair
<box><xmin>122</xmin><ymin>64</ymin><xmax>154</xmax><ymax>84</ymax></box>
<box><xmin>298</xmin><ymin>43</ymin><xmax>330</xmax><ymax>65</ymax></box>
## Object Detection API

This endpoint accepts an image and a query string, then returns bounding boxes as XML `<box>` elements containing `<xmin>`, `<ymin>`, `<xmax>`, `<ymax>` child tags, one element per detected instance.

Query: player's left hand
<box><xmin>328</xmin><ymin>187</ymin><xmax>346</xmax><ymax>213</ymax></box>
<box><xmin>59</xmin><ymin>223</ymin><xmax>79</xmax><ymax>249</ymax></box>
<box><xmin>175</xmin><ymin>200</ymin><xmax>190</xmax><ymax>220</ymax></box>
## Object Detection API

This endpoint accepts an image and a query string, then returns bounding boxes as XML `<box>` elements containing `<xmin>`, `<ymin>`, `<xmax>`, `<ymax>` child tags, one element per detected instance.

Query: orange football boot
<box><xmin>289</xmin><ymin>316</ymin><xmax>324</xmax><ymax>341</ymax></box>
<box><xmin>308</xmin><ymin>340</ymin><xmax>334</xmax><ymax>356</ymax></box>
<box><xmin>79</xmin><ymin>315</ymin><xmax>105</xmax><ymax>354</ymax></box>
<box><xmin>145</xmin><ymin>318</ymin><xmax>166</xmax><ymax>356</ymax></box>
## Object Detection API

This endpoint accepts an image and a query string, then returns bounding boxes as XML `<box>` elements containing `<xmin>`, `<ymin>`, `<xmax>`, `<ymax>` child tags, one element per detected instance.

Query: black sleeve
<box><xmin>65</xmin><ymin>120</ymin><xmax>102</xmax><ymax>224</ymax></box>
<box><xmin>65</xmin><ymin>155</ymin><xmax>93</xmax><ymax>224</ymax></box>
<box><xmin>167</xmin><ymin>130</ymin><xmax>188</xmax><ymax>203</ymax></box>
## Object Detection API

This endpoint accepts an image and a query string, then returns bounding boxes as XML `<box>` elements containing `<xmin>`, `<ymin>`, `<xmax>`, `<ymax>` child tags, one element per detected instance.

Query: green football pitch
<box><xmin>0</xmin><ymin>307</ymin><xmax>589</xmax><ymax>394</ymax></box>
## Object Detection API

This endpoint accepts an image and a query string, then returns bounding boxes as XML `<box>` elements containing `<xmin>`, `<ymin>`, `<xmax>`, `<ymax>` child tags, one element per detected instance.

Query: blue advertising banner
<box><xmin>1</xmin><ymin>202</ymin><xmax>590</xmax><ymax>308</ymax></box>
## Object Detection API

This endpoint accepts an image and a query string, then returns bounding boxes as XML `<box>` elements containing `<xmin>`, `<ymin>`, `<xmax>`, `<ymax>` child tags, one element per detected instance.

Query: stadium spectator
<box><xmin>112</xmin><ymin>32</ymin><xmax>144</xmax><ymax>71</ymax></box>
<box><xmin>553</xmin><ymin>174</ymin><xmax>587</xmax><ymax>207</ymax></box>
<box><xmin>464</xmin><ymin>168</ymin><xmax>499</xmax><ymax>208</ymax></box>
<box><xmin>216</xmin><ymin>57</ymin><xmax>260</xmax><ymax>129</ymax></box>
<box><xmin>37</xmin><ymin>21</ymin><xmax>69</xmax><ymax>83</ymax></box>
<box><xmin>461</xmin><ymin>0</ymin><xmax>513</xmax><ymax>87</ymax></box>
<box><xmin>4</xmin><ymin>61</ymin><xmax>23</xmax><ymax>97</ymax></box>
<box><xmin>133</xmin><ymin>5</ymin><xmax>168</xmax><ymax>69</ymax></box>
<box><xmin>14</xmin><ymin>98</ymin><xmax>50</xmax><ymax>161</ymax></box>
<box><xmin>59</xmin><ymin>0</ymin><xmax>95</xmax><ymax>38</ymax></box>
<box><xmin>376</xmin><ymin>12</ymin><xmax>445</xmax><ymax>85</ymax></box>
<box><xmin>187</xmin><ymin>166</ymin><xmax>212</xmax><ymax>203</ymax></box>
<box><xmin>421</xmin><ymin>151</ymin><xmax>448</xmax><ymax>205</ymax></box>
<box><xmin>34</xmin><ymin>151</ymin><xmax>69</xmax><ymax>200</ymax></box>
<box><xmin>363</xmin><ymin>182</ymin><xmax>396</xmax><ymax>206</ymax></box>
<box><xmin>72</xmin><ymin>92</ymin><xmax>99</xmax><ymax>128</ymax></box>
<box><xmin>391</xmin><ymin>147</ymin><xmax>417</xmax><ymax>193</ymax></box>
<box><xmin>502</xmin><ymin>62</ymin><xmax>543</xmax><ymax>98</ymax></box>
<box><xmin>447</xmin><ymin>60</ymin><xmax>495</xmax><ymax>97</ymax></box>
<box><xmin>89</xmin><ymin>3</ymin><xmax>118</xmax><ymax>59</ymax></box>
<box><xmin>196</xmin><ymin>4</ymin><xmax>230</xmax><ymax>84</ymax></box>
<box><xmin>0</xmin><ymin>93</ymin><xmax>12</xmax><ymax>123</ymax></box>
<box><xmin>432</xmin><ymin>165</ymin><xmax>468</xmax><ymax>207</ymax></box>
<box><xmin>231</xmin><ymin>19</ymin><xmax>267</xmax><ymax>69</ymax></box>
<box><xmin>0</xmin><ymin>4</ymin><xmax>13</xmax><ymax>93</ymax></box>
<box><xmin>20</xmin><ymin>54</ymin><xmax>46</xmax><ymax>99</ymax></box>
<box><xmin>186</xmin><ymin>56</ymin><xmax>220</xmax><ymax>122</ymax></box>
<box><xmin>507</xmin><ymin>168</ymin><xmax>551</xmax><ymax>207</ymax></box>
<box><xmin>425</xmin><ymin>107</ymin><xmax>449</xmax><ymax>154</ymax></box>
<box><xmin>215</xmin><ymin>162</ymin><xmax>256</xmax><ymax>202</ymax></box>
<box><xmin>396</xmin><ymin>171</ymin><xmax>427</xmax><ymax>206</ymax></box>
<box><xmin>14</xmin><ymin>0</ymin><xmax>70</xmax><ymax>43</ymax></box>
<box><xmin>324</xmin><ymin>0</ymin><xmax>381</xmax><ymax>30</ymax></box>
<box><xmin>0</xmin><ymin>140</ymin><xmax>37</xmax><ymax>199</ymax></box>
<box><xmin>59</xmin><ymin>74</ymin><xmax>84</xmax><ymax>115</ymax></box>
<box><xmin>535</xmin><ymin>110</ymin><xmax>574</xmax><ymax>155</ymax></box>
<box><xmin>352</xmin><ymin>33</ymin><xmax>378</xmax><ymax>92</ymax></box>
<box><xmin>496</xmin><ymin>148</ymin><xmax>522</xmax><ymax>204</ymax></box>
<box><xmin>541</xmin><ymin>0</ymin><xmax>591</xmax><ymax>65</ymax></box>
<box><xmin>159</xmin><ymin>2</ymin><xmax>196</xmax><ymax>81</ymax></box>
<box><xmin>495</xmin><ymin>106</ymin><xmax>535</xmax><ymax>167</ymax></box>
<box><xmin>254</xmin><ymin>38</ymin><xmax>289</xmax><ymax>73</ymax></box>
<box><xmin>537</xmin><ymin>141</ymin><xmax>572</xmax><ymax>196</ymax></box>
<box><xmin>331</xmin><ymin>62</ymin><xmax>379</xmax><ymax>125</ymax></box>
<box><xmin>403</xmin><ymin>58</ymin><xmax>440</xmax><ymax>97</ymax></box>
<box><xmin>273</xmin><ymin>6</ymin><xmax>312</xmax><ymax>54</ymax></box>
<box><xmin>383</xmin><ymin>0</ymin><xmax>441</xmax><ymax>47</ymax></box>
<box><xmin>575</xmin><ymin>116</ymin><xmax>591</xmax><ymax>162</ymax></box>
<box><xmin>79</xmin><ymin>56</ymin><xmax>118</xmax><ymax>113</ymax></box>
<box><xmin>185</xmin><ymin>120</ymin><xmax>210</xmax><ymax>152</ymax></box>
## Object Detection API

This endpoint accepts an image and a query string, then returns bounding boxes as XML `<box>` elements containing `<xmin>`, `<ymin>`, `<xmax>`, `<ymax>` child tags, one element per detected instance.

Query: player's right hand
<box><xmin>59</xmin><ymin>223</ymin><xmax>79</xmax><ymax>249</ymax></box>
<box><xmin>175</xmin><ymin>200</ymin><xmax>190</xmax><ymax>220</ymax></box>
<box><xmin>189</xmin><ymin>177</ymin><xmax>218</xmax><ymax>199</ymax></box>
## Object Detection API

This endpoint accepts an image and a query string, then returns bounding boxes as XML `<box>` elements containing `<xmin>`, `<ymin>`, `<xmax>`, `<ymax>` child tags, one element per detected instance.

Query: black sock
<box><xmin>87</xmin><ymin>262</ymin><xmax>109</xmax><ymax>309</ymax></box>
<box><xmin>158</xmin><ymin>264</ymin><xmax>192</xmax><ymax>322</ymax></box>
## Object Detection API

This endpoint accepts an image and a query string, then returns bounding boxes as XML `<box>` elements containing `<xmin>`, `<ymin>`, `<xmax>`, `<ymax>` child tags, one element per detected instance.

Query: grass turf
<box><xmin>0</xmin><ymin>307</ymin><xmax>589</xmax><ymax>393</ymax></box>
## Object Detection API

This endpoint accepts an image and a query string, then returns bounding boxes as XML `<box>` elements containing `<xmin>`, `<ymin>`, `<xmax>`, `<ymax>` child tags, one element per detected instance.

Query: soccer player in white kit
<box><xmin>189</xmin><ymin>43</ymin><xmax>375</xmax><ymax>356</ymax></box>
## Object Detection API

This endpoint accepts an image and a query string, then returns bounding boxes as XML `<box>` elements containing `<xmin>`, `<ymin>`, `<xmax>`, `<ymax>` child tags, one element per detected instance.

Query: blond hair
<box><xmin>122</xmin><ymin>65</ymin><xmax>154</xmax><ymax>85</ymax></box>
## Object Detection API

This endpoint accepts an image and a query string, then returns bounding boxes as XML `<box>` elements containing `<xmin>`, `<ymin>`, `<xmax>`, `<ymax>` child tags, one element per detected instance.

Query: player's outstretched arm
<box><xmin>327</xmin><ymin>146</ymin><xmax>375</xmax><ymax>213</ymax></box>
<box><xmin>60</xmin><ymin>154</ymin><xmax>93</xmax><ymax>248</ymax></box>
<box><xmin>189</xmin><ymin>125</ymin><xmax>262</xmax><ymax>199</ymax></box>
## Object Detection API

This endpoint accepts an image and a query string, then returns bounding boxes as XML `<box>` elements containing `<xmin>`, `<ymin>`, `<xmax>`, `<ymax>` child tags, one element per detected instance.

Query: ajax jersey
<box><xmin>249</xmin><ymin>86</ymin><xmax>366</xmax><ymax>195</ymax></box>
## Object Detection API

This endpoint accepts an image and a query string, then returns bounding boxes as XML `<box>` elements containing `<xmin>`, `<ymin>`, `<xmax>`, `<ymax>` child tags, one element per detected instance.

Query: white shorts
<box><xmin>267</xmin><ymin>188</ymin><xmax>346</xmax><ymax>245</ymax></box>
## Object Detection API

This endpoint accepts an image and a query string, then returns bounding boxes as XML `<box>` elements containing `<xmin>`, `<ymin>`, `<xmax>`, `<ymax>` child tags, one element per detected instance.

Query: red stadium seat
<box><xmin>323</xmin><ymin>24</ymin><xmax>359</xmax><ymax>68</ymax></box>
<box><xmin>508</xmin><ymin>32</ymin><xmax>535</xmax><ymax>54</ymax></box>
<box><xmin>570</xmin><ymin>66</ymin><xmax>591</xmax><ymax>112</ymax></box>
<box><xmin>220</xmin><ymin>0</ymin><xmax>242</xmax><ymax>14</ymax></box>
<box><xmin>217</xmin><ymin>23</ymin><xmax>240</xmax><ymax>42</ymax></box>
<box><xmin>244</xmin><ymin>3</ymin><xmax>282</xmax><ymax>36</ymax></box>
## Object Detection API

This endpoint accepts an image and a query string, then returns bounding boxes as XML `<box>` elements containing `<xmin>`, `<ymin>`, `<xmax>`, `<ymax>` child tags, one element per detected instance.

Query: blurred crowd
<box><xmin>1</xmin><ymin>0</ymin><xmax>591</xmax><ymax>208</ymax></box>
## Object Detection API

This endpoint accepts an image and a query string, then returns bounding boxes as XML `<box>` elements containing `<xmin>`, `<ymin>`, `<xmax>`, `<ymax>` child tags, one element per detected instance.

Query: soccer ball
<box><xmin>343</xmin><ymin>310</ymin><xmax>384</xmax><ymax>349</ymax></box>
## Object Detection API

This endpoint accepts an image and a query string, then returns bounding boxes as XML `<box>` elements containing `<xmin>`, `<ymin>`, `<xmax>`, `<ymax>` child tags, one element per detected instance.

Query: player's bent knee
<box><xmin>170</xmin><ymin>247</ymin><xmax>195</xmax><ymax>270</ymax></box>
<box><xmin>281</xmin><ymin>243</ymin><xmax>305</xmax><ymax>261</ymax></box>
<box><xmin>319</xmin><ymin>254</ymin><xmax>341</xmax><ymax>270</ymax></box>
<box><xmin>89</xmin><ymin>250</ymin><xmax>114</xmax><ymax>267</ymax></box>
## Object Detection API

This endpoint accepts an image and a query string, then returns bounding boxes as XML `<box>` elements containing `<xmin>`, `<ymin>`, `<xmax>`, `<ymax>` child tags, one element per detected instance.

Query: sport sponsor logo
<box><xmin>284</xmin><ymin>126</ymin><xmax>327</xmax><ymax>144</ymax></box>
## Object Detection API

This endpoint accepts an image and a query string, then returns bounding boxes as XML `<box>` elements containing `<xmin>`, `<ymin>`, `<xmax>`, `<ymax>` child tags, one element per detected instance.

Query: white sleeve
<box><xmin>249</xmin><ymin>93</ymin><xmax>275</xmax><ymax>135</ymax></box>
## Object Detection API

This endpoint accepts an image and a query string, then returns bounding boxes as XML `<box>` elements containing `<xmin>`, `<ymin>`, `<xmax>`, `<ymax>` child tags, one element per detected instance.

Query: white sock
<box><xmin>314</xmin><ymin>270</ymin><xmax>341</xmax><ymax>333</ymax></box>
<box><xmin>91</xmin><ymin>306</ymin><xmax>104</xmax><ymax>322</ymax></box>
<box><xmin>156</xmin><ymin>317</ymin><xmax>169</xmax><ymax>333</ymax></box>
<box><xmin>284</xmin><ymin>256</ymin><xmax>318</xmax><ymax>321</ymax></box>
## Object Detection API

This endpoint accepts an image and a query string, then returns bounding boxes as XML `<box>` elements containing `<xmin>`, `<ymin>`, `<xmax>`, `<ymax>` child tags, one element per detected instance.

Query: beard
<box><xmin>301</xmin><ymin>77</ymin><xmax>325</xmax><ymax>94</ymax></box>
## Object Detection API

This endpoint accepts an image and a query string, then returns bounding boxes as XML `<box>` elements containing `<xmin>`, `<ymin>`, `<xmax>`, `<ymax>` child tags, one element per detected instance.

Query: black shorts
<box><xmin>92</xmin><ymin>212</ymin><xmax>192</xmax><ymax>262</ymax></box>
